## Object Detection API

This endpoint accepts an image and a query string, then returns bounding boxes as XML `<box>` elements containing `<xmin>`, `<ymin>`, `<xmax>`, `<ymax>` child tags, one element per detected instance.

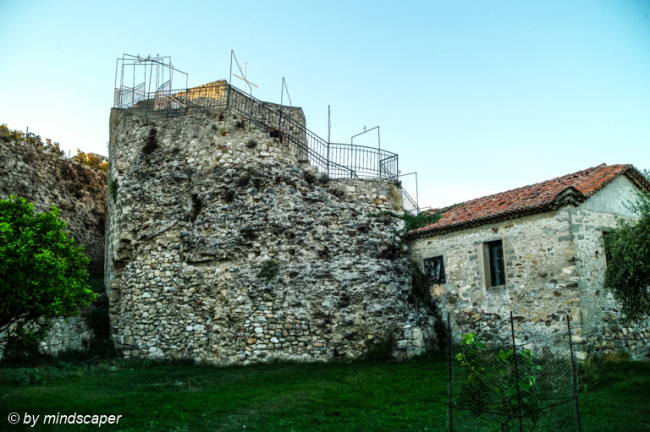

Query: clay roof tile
<box><xmin>408</xmin><ymin>164</ymin><xmax>650</xmax><ymax>239</ymax></box>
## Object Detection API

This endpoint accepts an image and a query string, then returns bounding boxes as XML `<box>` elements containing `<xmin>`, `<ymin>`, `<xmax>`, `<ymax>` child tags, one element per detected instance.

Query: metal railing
<box><xmin>114</xmin><ymin>81</ymin><xmax>400</xmax><ymax>181</ymax></box>
<box><xmin>401</xmin><ymin>187</ymin><xmax>419</xmax><ymax>215</ymax></box>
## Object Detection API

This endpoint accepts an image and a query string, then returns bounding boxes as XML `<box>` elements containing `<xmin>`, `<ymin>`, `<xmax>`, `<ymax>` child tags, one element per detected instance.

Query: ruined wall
<box><xmin>409</xmin><ymin>182</ymin><xmax>650</xmax><ymax>359</ymax></box>
<box><xmin>0</xmin><ymin>138</ymin><xmax>106</xmax><ymax>356</ymax></box>
<box><xmin>0</xmin><ymin>139</ymin><xmax>107</xmax><ymax>274</ymax></box>
<box><xmin>106</xmin><ymin>108</ymin><xmax>434</xmax><ymax>364</ymax></box>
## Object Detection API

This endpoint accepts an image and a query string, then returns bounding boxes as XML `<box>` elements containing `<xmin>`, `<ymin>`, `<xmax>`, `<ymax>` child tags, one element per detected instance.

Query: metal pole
<box><xmin>229</xmin><ymin>50</ymin><xmax>233</xmax><ymax>87</ymax></box>
<box><xmin>415</xmin><ymin>172</ymin><xmax>419</xmax><ymax>214</ymax></box>
<box><xmin>377</xmin><ymin>126</ymin><xmax>381</xmax><ymax>151</ymax></box>
<box><xmin>510</xmin><ymin>311</ymin><xmax>524</xmax><ymax>432</ymax></box>
<box><xmin>447</xmin><ymin>314</ymin><xmax>453</xmax><ymax>432</ymax></box>
<box><xmin>327</xmin><ymin>106</ymin><xmax>331</xmax><ymax>176</ymax></box>
<box><xmin>567</xmin><ymin>315</ymin><xmax>583</xmax><ymax>432</ymax></box>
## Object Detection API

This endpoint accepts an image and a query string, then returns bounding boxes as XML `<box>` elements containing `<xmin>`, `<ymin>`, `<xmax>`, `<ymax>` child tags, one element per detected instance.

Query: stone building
<box><xmin>105</xmin><ymin>84</ymin><xmax>435</xmax><ymax>364</ymax></box>
<box><xmin>408</xmin><ymin>164</ymin><xmax>650</xmax><ymax>358</ymax></box>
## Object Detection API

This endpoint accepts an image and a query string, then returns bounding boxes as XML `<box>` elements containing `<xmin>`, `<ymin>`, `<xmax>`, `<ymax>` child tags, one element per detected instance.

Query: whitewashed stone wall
<box><xmin>106</xmin><ymin>108</ymin><xmax>435</xmax><ymax>364</ymax></box>
<box><xmin>409</xmin><ymin>178</ymin><xmax>650</xmax><ymax>359</ymax></box>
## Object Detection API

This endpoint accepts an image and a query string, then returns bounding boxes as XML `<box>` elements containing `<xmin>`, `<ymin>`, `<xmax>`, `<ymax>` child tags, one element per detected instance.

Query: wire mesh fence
<box><xmin>447</xmin><ymin>312</ymin><xmax>582</xmax><ymax>431</ymax></box>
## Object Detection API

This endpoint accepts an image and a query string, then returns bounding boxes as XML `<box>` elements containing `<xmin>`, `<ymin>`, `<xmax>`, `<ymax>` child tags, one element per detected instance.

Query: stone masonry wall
<box><xmin>409</xmin><ymin>187</ymin><xmax>650</xmax><ymax>359</ymax></box>
<box><xmin>0</xmin><ymin>138</ymin><xmax>106</xmax><ymax>356</ymax></box>
<box><xmin>410</xmin><ymin>210</ymin><xmax>581</xmax><ymax>356</ymax></box>
<box><xmin>0</xmin><ymin>139</ymin><xmax>107</xmax><ymax>274</ymax></box>
<box><xmin>106</xmin><ymin>107</ymin><xmax>435</xmax><ymax>364</ymax></box>
<box><xmin>570</xmin><ymin>177</ymin><xmax>650</xmax><ymax>357</ymax></box>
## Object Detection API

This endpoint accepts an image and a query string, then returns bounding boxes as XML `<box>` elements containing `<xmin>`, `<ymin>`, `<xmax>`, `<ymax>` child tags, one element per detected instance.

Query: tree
<box><xmin>603</xmin><ymin>188</ymin><xmax>650</xmax><ymax>321</ymax></box>
<box><xmin>0</xmin><ymin>196</ymin><xmax>96</xmax><ymax>348</ymax></box>
<box><xmin>72</xmin><ymin>149</ymin><xmax>108</xmax><ymax>172</ymax></box>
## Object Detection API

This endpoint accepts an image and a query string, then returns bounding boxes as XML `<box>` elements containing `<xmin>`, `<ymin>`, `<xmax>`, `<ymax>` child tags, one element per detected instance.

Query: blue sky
<box><xmin>1</xmin><ymin>1</ymin><xmax>649</xmax><ymax>208</ymax></box>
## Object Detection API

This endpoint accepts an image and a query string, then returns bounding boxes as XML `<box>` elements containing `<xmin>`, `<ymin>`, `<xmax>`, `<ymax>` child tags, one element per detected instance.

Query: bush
<box><xmin>0</xmin><ymin>195</ymin><xmax>96</xmax><ymax>348</ymax></box>
<box><xmin>1</xmin><ymin>123</ymin><xmax>64</xmax><ymax>157</ymax></box>
<box><xmin>603</xmin><ymin>190</ymin><xmax>650</xmax><ymax>321</ymax></box>
<box><xmin>72</xmin><ymin>149</ymin><xmax>107</xmax><ymax>172</ymax></box>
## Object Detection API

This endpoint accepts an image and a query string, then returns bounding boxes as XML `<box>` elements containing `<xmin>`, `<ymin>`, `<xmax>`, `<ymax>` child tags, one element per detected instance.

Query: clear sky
<box><xmin>1</xmin><ymin>0</ymin><xmax>649</xmax><ymax>209</ymax></box>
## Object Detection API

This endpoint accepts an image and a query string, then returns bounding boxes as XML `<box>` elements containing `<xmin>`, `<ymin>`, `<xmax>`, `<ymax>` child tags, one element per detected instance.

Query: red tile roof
<box><xmin>408</xmin><ymin>164</ymin><xmax>650</xmax><ymax>239</ymax></box>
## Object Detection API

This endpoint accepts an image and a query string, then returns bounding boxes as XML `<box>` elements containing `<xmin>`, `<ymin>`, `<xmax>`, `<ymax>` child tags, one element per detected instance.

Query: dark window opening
<box><xmin>487</xmin><ymin>240</ymin><xmax>505</xmax><ymax>287</ymax></box>
<box><xmin>602</xmin><ymin>231</ymin><xmax>612</xmax><ymax>263</ymax></box>
<box><xmin>424</xmin><ymin>256</ymin><xmax>446</xmax><ymax>284</ymax></box>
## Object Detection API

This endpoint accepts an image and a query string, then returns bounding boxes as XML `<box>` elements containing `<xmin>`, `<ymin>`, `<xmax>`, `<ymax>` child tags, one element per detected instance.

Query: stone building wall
<box><xmin>410</xmin><ymin>209</ymin><xmax>581</xmax><ymax>355</ymax></box>
<box><xmin>409</xmin><ymin>182</ymin><xmax>650</xmax><ymax>359</ymax></box>
<box><xmin>106</xmin><ymin>107</ymin><xmax>435</xmax><ymax>364</ymax></box>
<box><xmin>569</xmin><ymin>177</ymin><xmax>650</xmax><ymax>356</ymax></box>
<box><xmin>0</xmin><ymin>138</ymin><xmax>106</xmax><ymax>357</ymax></box>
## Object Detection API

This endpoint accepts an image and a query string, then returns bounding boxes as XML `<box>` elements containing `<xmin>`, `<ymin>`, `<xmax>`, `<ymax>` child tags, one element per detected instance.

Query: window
<box><xmin>486</xmin><ymin>240</ymin><xmax>505</xmax><ymax>287</ymax></box>
<box><xmin>423</xmin><ymin>256</ymin><xmax>446</xmax><ymax>284</ymax></box>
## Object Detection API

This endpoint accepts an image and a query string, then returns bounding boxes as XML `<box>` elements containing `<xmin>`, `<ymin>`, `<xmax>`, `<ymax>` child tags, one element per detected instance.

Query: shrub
<box><xmin>72</xmin><ymin>149</ymin><xmax>107</xmax><ymax>172</ymax></box>
<box><xmin>109</xmin><ymin>179</ymin><xmax>118</xmax><ymax>203</ymax></box>
<box><xmin>1</xmin><ymin>123</ymin><xmax>64</xmax><ymax>157</ymax></box>
<box><xmin>603</xmin><ymin>190</ymin><xmax>650</xmax><ymax>321</ymax></box>
<box><xmin>257</xmin><ymin>260</ymin><xmax>280</xmax><ymax>281</ymax></box>
<box><xmin>0</xmin><ymin>196</ymin><xmax>96</xmax><ymax>348</ymax></box>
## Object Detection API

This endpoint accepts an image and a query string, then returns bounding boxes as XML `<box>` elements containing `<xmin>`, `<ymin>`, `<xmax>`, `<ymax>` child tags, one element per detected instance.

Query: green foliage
<box><xmin>257</xmin><ymin>260</ymin><xmax>280</xmax><ymax>281</ymax></box>
<box><xmin>72</xmin><ymin>149</ymin><xmax>107</xmax><ymax>172</ymax></box>
<box><xmin>0</xmin><ymin>195</ymin><xmax>96</xmax><ymax>348</ymax></box>
<box><xmin>109</xmin><ymin>178</ymin><xmax>118</xmax><ymax>203</ymax></box>
<box><xmin>603</xmin><ymin>190</ymin><xmax>650</xmax><ymax>321</ymax></box>
<box><xmin>1</xmin><ymin>123</ymin><xmax>65</xmax><ymax>156</ymax></box>
<box><xmin>455</xmin><ymin>333</ymin><xmax>543</xmax><ymax>423</ymax></box>
<box><xmin>401</xmin><ymin>210</ymin><xmax>442</xmax><ymax>231</ymax></box>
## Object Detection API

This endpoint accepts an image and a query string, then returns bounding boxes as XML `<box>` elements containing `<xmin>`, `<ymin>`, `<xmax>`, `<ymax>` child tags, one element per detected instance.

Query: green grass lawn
<box><xmin>0</xmin><ymin>354</ymin><xmax>648</xmax><ymax>431</ymax></box>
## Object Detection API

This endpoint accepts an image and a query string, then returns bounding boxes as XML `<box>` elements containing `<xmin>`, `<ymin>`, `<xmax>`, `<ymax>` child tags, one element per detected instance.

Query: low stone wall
<box><xmin>38</xmin><ymin>317</ymin><xmax>94</xmax><ymax>355</ymax></box>
<box><xmin>106</xmin><ymin>108</ymin><xmax>436</xmax><ymax>364</ymax></box>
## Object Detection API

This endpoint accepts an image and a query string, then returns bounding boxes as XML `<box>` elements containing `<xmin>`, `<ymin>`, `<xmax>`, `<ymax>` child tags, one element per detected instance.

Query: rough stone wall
<box><xmin>570</xmin><ymin>177</ymin><xmax>650</xmax><ymax>357</ymax></box>
<box><xmin>106</xmin><ymin>108</ymin><xmax>434</xmax><ymax>364</ymax></box>
<box><xmin>409</xmin><ymin>180</ymin><xmax>650</xmax><ymax>359</ymax></box>
<box><xmin>0</xmin><ymin>138</ymin><xmax>106</xmax><ymax>356</ymax></box>
<box><xmin>409</xmin><ymin>210</ymin><xmax>581</xmax><ymax>356</ymax></box>
<box><xmin>0</xmin><ymin>139</ymin><xmax>107</xmax><ymax>274</ymax></box>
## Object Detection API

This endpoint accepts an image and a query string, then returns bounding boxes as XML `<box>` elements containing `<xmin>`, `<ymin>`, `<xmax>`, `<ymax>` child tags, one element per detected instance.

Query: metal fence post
<box><xmin>567</xmin><ymin>316</ymin><xmax>583</xmax><ymax>432</ymax></box>
<box><xmin>510</xmin><ymin>311</ymin><xmax>524</xmax><ymax>432</ymax></box>
<box><xmin>447</xmin><ymin>314</ymin><xmax>453</xmax><ymax>432</ymax></box>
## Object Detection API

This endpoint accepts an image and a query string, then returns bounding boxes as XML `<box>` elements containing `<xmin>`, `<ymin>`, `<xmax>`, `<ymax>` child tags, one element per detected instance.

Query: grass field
<box><xmin>0</xmin><ymin>354</ymin><xmax>648</xmax><ymax>431</ymax></box>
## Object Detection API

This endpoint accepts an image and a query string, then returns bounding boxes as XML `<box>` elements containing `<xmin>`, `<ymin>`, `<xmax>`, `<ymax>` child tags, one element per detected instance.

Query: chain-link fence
<box><xmin>447</xmin><ymin>312</ymin><xmax>583</xmax><ymax>431</ymax></box>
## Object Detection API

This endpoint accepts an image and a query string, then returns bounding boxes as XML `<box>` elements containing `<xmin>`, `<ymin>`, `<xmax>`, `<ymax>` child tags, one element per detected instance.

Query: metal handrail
<box><xmin>401</xmin><ymin>187</ymin><xmax>419</xmax><ymax>215</ymax></box>
<box><xmin>115</xmin><ymin>81</ymin><xmax>400</xmax><ymax>181</ymax></box>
